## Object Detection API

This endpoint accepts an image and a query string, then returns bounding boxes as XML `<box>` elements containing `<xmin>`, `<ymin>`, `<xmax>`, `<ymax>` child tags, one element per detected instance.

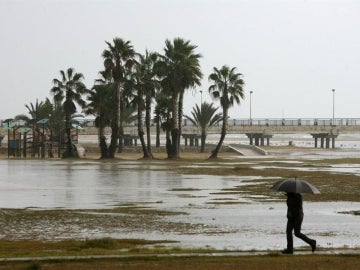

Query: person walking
<box><xmin>282</xmin><ymin>192</ymin><xmax>316</xmax><ymax>254</ymax></box>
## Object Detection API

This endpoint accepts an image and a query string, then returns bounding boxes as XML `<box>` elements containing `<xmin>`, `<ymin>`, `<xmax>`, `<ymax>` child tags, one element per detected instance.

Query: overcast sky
<box><xmin>1</xmin><ymin>0</ymin><xmax>359</xmax><ymax>120</ymax></box>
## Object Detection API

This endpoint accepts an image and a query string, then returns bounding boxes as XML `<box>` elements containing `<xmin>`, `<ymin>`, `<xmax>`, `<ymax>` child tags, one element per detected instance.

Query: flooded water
<box><xmin>0</xmin><ymin>160</ymin><xmax>185</xmax><ymax>209</ymax></box>
<box><xmin>0</xmin><ymin>159</ymin><xmax>359</xmax><ymax>251</ymax></box>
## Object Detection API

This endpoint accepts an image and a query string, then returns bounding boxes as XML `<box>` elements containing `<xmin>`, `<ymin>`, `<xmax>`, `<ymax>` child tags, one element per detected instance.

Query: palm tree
<box><xmin>185</xmin><ymin>102</ymin><xmax>222</xmax><ymax>153</ymax></box>
<box><xmin>86</xmin><ymin>80</ymin><xmax>114</xmax><ymax>158</ymax></box>
<box><xmin>25</xmin><ymin>99</ymin><xmax>53</xmax><ymax>122</ymax></box>
<box><xmin>208</xmin><ymin>65</ymin><xmax>245</xmax><ymax>159</ymax></box>
<box><xmin>134</xmin><ymin>51</ymin><xmax>159</xmax><ymax>158</ymax></box>
<box><xmin>47</xmin><ymin>98</ymin><xmax>65</xmax><ymax>158</ymax></box>
<box><xmin>50</xmin><ymin>67</ymin><xmax>87</xmax><ymax>158</ymax></box>
<box><xmin>157</xmin><ymin>38</ymin><xmax>202</xmax><ymax>158</ymax></box>
<box><xmin>133</xmin><ymin>65</ymin><xmax>148</xmax><ymax>158</ymax></box>
<box><xmin>102</xmin><ymin>37</ymin><xmax>136</xmax><ymax>157</ymax></box>
<box><xmin>154</xmin><ymin>91</ymin><xmax>172</xmax><ymax>148</ymax></box>
<box><xmin>24</xmin><ymin>98</ymin><xmax>54</xmax><ymax>157</ymax></box>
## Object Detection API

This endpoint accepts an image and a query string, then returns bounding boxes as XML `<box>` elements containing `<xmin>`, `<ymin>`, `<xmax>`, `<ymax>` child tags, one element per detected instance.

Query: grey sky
<box><xmin>1</xmin><ymin>0</ymin><xmax>359</xmax><ymax>120</ymax></box>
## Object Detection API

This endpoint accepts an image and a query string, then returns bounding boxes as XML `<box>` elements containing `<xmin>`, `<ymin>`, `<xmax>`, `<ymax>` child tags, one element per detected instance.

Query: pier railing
<box><xmin>183</xmin><ymin>118</ymin><xmax>360</xmax><ymax>127</ymax></box>
<box><xmin>181</xmin><ymin>118</ymin><xmax>360</xmax><ymax>134</ymax></box>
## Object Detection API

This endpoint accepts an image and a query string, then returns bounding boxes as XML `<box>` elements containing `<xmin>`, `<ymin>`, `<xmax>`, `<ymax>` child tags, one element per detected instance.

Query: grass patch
<box><xmin>338</xmin><ymin>210</ymin><xmax>360</xmax><ymax>216</ymax></box>
<box><xmin>0</xmin><ymin>238</ymin><xmax>175</xmax><ymax>258</ymax></box>
<box><xmin>82</xmin><ymin>238</ymin><xmax>175</xmax><ymax>251</ymax></box>
<box><xmin>172</xmin><ymin>159</ymin><xmax>360</xmax><ymax>202</ymax></box>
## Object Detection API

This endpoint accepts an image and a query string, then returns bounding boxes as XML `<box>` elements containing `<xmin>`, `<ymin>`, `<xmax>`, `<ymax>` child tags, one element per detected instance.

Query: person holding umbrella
<box><xmin>271</xmin><ymin>177</ymin><xmax>319</xmax><ymax>254</ymax></box>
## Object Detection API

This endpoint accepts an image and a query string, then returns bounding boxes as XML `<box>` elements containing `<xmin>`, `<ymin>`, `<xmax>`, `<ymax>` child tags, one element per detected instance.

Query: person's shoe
<box><xmin>282</xmin><ymin>249</ymin><xmax>293</xmax><ymax>254</ymax></box>
<box><xmin>311</xmin><ymin>240</ymin><xmax>317</xmax><ymax>252</ymax></box>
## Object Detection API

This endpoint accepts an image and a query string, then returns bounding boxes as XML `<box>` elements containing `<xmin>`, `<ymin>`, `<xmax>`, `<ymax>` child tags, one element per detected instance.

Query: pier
<box><xmin>2</xmin><ymin>118</ymin><xmax>359</xmax><ymax>152</ymax></box>
<box><xmin>181</xmin><ymin>118</ymin><xmax>360</xmax><ymax>149</ymax></box>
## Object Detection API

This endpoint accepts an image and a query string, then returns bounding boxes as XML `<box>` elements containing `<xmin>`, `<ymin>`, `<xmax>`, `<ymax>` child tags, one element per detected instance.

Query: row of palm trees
<box><xmin>14</xmin><ymin>37</ymin><xmax>245</xmax><ymax>159</ymax></box>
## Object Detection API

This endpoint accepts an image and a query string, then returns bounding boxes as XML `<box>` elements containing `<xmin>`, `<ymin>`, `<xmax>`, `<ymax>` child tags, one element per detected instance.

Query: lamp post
<box><xmin>200</xmin><ymin>90</ymin><xmax>203</xmax><ymax>105</ymax></box>
<box><xmin>332</xmin><ymin>89</ymin><xmax>335</xmax><ymax>126</ymax></box>
<box><xmin>250</xmin><ymin>91</ymin><xmax>253</xmax><ymax>125</ymax></box>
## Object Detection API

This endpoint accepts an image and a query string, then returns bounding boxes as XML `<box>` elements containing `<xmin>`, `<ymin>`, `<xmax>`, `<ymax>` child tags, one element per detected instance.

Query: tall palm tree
<box><xmin>133</xmin><ymin>64</ymin><xmax>148</xmax><ymax>158</ymax></box>
<box><xmin>185</xmin><ymin>102</ymin><xmax>222</xmax><ymax>153</ymax></box>
<box><xmin>134</xmin><ymin>51</ymin><xmax>159</xmax><ymax>158</ymax></box>
<box><xmin>208</xmin><ymin>65</ymin><xmax>245</xmax><ymax>159</ymax></box>
<box><xmin>102</xmin><ymin>37</ymin><xmax>136</xmax><ymax>157</ymax></box>
<box><xmin>157</xmin><ymin>38</ymin><xmax>202</xmax><ymax>158</ymax></box>
<box><xmin>50</xmin><ymin>67</ymin><xmax>87</xmax><ymax>158</ymax></box>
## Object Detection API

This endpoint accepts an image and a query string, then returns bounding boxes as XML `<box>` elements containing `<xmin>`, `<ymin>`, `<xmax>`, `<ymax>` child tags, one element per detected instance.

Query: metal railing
<box><xmin>183</xmin><ymin>118</ymin><xmax>360</xmax><ymax>127</ymax></box>
<box><xmin>5</xmin><ymin>118</ymin><xmax>358</xmax><ymax>128</ymax></box>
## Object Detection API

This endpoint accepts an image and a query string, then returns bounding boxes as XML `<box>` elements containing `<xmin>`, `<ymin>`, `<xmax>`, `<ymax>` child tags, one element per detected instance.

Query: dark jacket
<box><xmin>286</xmin><ymin>193</ymin><xmax>304</xmax><ymax>218</ymax></box>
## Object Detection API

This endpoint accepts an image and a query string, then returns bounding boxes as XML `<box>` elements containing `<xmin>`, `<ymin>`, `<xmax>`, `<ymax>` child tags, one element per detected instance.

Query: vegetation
<box><xmin>134</xmin><ymin>50</ymin><xmax>159</xmax><ymax>159</ymax></box>
<box><xmin>156</xmin><ymin>38</ymin><xmax>203</xmax><ymax>158</ymax></box>
<box><xmin>85</xmin><ymin>73</ymin><xmax>114</xmax><ymax>158</ymax></box>
<box><xmin>208</xmin><ymin>65</ymin><xmax>245</xmax><ymax>159</ymax></box>
<box><xmin>0</xmin><ymin>236</ymin><xmax>358</xmax><ymax>269</ymax></box>
<box><xmin>15</xmin><ymin>98</ymin><xmax>55</xmax><ymax>157</ymax></box>
<box><xmin>2</xmin><ymin>36</ymin><xmax>247</xmax><ymax>160</ymax></box>
<box><xmin>101</xmin><ymin>38</ymin><xmax>136</xmax><ymax>157</ymax></box>
<box><xmin>50</xmin><ymin>68</ymin><xmax>87</xmax><ymax>158</ymax></box>
<box><xmin>184</xmin><ymin>102</ymin><xmax>222</xmax><ymax>152</ymax></box>
<box><xmin>0</xmin><ymin>239</ymin><xmax>359</xmax><ymax>270</ymax></box>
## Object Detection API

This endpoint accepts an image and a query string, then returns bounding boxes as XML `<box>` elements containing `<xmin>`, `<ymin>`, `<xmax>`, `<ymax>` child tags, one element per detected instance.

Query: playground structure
<box><xmin>1</xmin><ymin>119</ymin><xmax>82</xmax><ymax>158</ymax></box>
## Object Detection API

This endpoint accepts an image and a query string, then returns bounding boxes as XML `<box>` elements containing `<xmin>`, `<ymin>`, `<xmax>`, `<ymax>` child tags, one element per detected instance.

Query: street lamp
<box><xmin>250</xmin><ymin>91</ymin><xmax>253</xmax><ymax>125</ymax></box>
<box><xmin>332</xmin><ymin>89</ymin><xmax>335</xmax><ymax>126</ymax></box>
<box><xmin>200</xmin><ymin>90</ymin><xmax>203</xmax><ymax>105</ymax></box>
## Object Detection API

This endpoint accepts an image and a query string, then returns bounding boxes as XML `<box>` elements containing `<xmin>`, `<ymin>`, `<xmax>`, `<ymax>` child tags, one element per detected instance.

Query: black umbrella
<box><xmin>270</xmin><ymin>177</ymin><xmax>320</xmax><ymax>194</ymax></box>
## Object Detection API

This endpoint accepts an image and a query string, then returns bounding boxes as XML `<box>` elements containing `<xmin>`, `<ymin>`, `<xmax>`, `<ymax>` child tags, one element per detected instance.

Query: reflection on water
<box><xmin>0</xmin><ymin>160</ymin><xmax>232</xmax><ymax>209</ymax></box>
<box><xmin>0</xmin><ymin>160</ymin><xmax>188</xmax><ymax>209</ymax></box>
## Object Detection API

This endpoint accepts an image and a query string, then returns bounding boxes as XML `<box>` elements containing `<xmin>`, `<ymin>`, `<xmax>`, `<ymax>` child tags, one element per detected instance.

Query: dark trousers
<box><xmin>286</xmin><ymin>215</ymin><xmax>313</xmax><ymax>250</ymax></box>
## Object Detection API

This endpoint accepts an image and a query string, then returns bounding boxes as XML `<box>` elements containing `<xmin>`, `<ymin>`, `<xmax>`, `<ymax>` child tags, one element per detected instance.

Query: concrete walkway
<box><xmin>1</xmin><ymin>249</ymin><xmax>358</xmax><ymax>262</ymax></box>
<box><xmin>227</xmin><ymin>144</ymin><xmax>268</xmax><ymax>156</ymax></box>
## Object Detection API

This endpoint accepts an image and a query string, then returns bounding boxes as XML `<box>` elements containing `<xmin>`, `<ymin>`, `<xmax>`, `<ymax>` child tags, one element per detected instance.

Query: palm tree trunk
<box><xmin>209</xmin><ymin>107</ymin><xmax>228</xmax><ymax>159</ymax></box>
<box><xmin>118</xmin><ymin>97</ymin><xmax>124</xmax><ymax>153</ymax></box>
<box><xmin>118</xmin><ymin>126</ymin><xmax>124</xmax><ymax>153</ymax></box>
<box><xmin>137</xmin><ymin>98</ymin><xmax>150</xmax><ymax>158</ymax></box>
<box><xmin>200</xmin><ymin>130</ymin><xmax>206</xmax><ymax>153</ymax></box>
<box><xmin>155</xmin><ymin>117</ymin><xmax>160</xmax><ymax>148</ymax></box>
<box><xmin>169</xmin><ymin>91</ymin><xmax>180</xmax><ymax>158</ymax></box>
<box><xmin>138</xmin><ymin>123</ymin><xmax>149</xmax><ymax>158</ymax></box>
<box><xmin>23</xmin><ymin>133</ymin><xmax>27</xmax><ymax>158</ymax></box>
<box><xmin>145</xmin><ymin>94</ymin><xmax>153</xmax><ymax>157</ymax></box>
<box><xmin>98</xmin><ymin>123</ymin><xmax>108</xmax><ymax>159</ymax></box>
<box><xmin>178</xmin><ymin>90</ymin><xmax>184</xmax><ymax>153</ymax></box>
<box><xmin>64</xmin><ymin>113</ymin><xmax>73</xmax><ymax>158</ymax></box>
<box><xmin>31</xmin><ymin>125</ymin><xmax>36</xmax><ymax>157</ymax></box>
<box><xmin>108</xmin><ymin>81</ymin><xmax>121</xmax><ymax>157</ymax></box>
